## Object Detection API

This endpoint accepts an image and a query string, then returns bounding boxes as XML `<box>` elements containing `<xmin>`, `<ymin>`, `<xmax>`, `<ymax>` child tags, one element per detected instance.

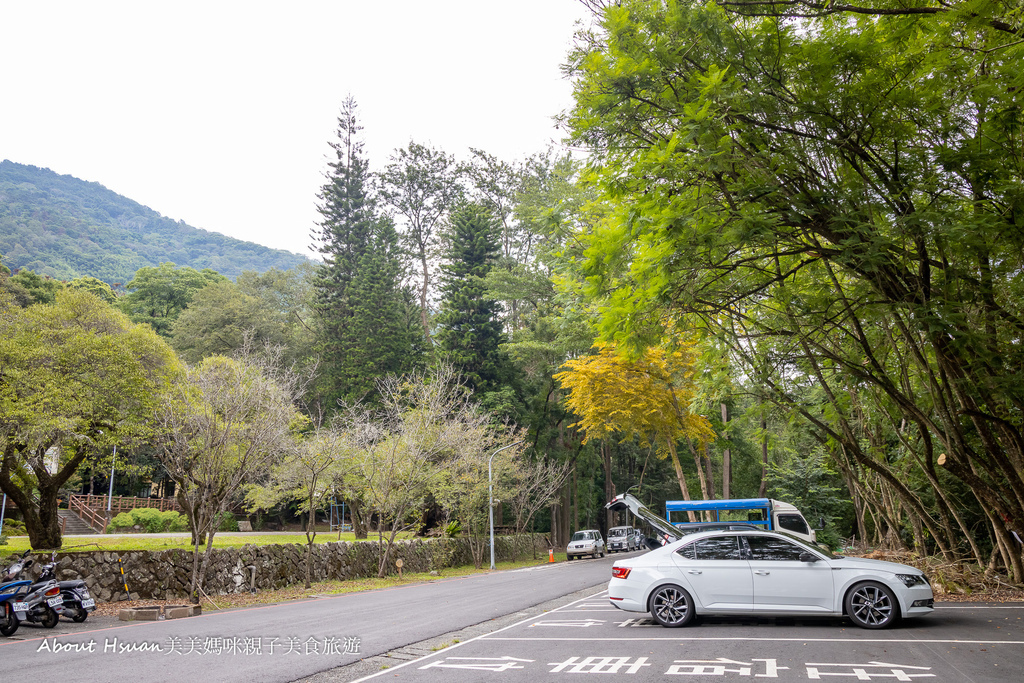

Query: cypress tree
<box><xmin>434</xmin><ymin>204</ymin><xmax>510</xmax><ymax>396</ymax></box>
<box><xmin>311</xmin><ymin>97</ymin><xmax>415</xmax><ymax>409</ymax></box>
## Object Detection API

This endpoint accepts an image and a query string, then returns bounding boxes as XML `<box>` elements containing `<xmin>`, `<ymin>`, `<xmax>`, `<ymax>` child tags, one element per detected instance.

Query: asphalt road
<box><xmin>346</xmin><ymin>592</ymin><xmax>1024</xmax><ymax>683</ymax></box>
<box><xmin>0</xmin><ymin>552</ymin><xmax>617</xmax><ymax>682</ymax></box>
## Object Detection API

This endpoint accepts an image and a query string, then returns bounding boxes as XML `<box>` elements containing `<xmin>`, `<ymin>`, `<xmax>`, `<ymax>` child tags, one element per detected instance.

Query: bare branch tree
<box><xmin>154</xmin><ymin>340</ymin><xmax>306</xmax><ymax>602</ymax></box>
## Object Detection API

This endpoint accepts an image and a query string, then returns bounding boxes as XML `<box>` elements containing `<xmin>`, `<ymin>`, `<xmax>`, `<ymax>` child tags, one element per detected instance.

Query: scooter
<box><xmin>0</xmin><ymin>551</ymin><xmax>63</xmax><ymax>632</ymax></box>
<box><xmin>1</xmin><ymin>554</ymin><xmax>33</xmax><ymax>636</ymax></box>
<box><xmin>1</xmin><ymin>552</ymin><xmax>34</xmax><ymax>636</ymax></box>
<box><xmin>36</xmin><ymin>553</ymin><xmax>95</xmax><ymax>622</ymax></box>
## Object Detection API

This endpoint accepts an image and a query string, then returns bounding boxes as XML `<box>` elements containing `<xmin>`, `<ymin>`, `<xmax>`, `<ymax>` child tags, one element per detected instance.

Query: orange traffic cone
<box><xmin>548</xmin><ymin>548</ymin><xmax>555</xmax><ymax>563</ymax></box>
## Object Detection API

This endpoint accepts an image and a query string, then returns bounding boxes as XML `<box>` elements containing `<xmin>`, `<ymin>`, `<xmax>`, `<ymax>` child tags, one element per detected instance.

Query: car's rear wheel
<box><xmin>648</xmin><ymin>584</ymin><xmax>695</xmax><ymax>627</ymax></box>
<box><xmin>845</xmin><ymin>581</ymin><xmax>899</xmax><ymax>629</ymax></box>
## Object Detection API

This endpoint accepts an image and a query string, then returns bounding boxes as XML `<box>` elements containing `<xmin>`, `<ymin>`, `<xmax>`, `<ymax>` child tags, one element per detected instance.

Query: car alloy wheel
<box><xmin>649</xmin><ymin>584</ymin><xmax>695</xmax><ymax>627</ymax></box>
<box><xmin>845</xmin><ymin>581</ymin><xmax>898</xmax><ymax>629</ymax></box>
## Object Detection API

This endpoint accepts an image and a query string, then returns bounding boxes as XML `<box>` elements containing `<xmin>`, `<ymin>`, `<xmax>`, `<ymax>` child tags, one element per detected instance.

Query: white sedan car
<box><xmin>608</xmin><ymin>529</ymin><xmax>933</xmax><ymax>629</ymax></box>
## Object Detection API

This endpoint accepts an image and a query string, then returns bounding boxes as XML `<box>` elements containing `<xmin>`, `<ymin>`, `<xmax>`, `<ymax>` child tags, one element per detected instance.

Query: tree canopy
<box><xmin>566</xmin><ymin>0</ymin><xmax>1024</xmax><ymax>576</ymax></box>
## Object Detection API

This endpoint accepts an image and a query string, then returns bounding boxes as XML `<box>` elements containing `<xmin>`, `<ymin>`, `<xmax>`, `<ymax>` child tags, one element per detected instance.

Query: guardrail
<box><xmin>68</xmin><ymin>496</ymin><xmax>110</xmax><ymax>532</ymax></box>
<box><xmin>69</xmin><ymin>493</ymin><xmax>180</xmax><ymax>514</ymax></box>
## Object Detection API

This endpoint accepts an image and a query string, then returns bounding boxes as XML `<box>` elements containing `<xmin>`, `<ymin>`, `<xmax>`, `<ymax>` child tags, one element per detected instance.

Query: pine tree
<box><xmin>434</xmin><ymin>204</ymin><xmax>510</xmax><ymax>397</ymax></box>
<box><xmin>311</xmin><ymin>97</ymin><xmax>416</xmax><ymax>409</ymax></box>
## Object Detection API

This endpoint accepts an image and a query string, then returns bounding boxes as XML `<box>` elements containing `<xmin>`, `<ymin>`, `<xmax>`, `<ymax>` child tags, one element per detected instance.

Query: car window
<box><xmin>676</xmin><ymin>542</ymin><xmax>696</xmax><ymax>560</ymax></box>
<box><xmin>777</xmin><ymin>514</ymin><xmax>809</xmax><ymax>535</ymax></box>
<box><xmin>571</xmin><ymin>532</ymin><xmax>588</xmax><ymax>542</ymax></box>
<box><xmin>610</xmin><ymin>528</ymin><xmax>627</xmax><ymax>537</ymax></box>
<box><xmin>691</xmin><ymin>535</ymin><xmax>744</xmax><ymax>560</ymax></box>
<box><xmin>745</xmin><ymin>535</ymin><xmax>806</xmax><ymax>561</ymax></box>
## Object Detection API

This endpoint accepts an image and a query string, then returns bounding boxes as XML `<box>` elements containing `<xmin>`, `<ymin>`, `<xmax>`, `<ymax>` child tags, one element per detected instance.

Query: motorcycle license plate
<box><xmin>13</xmin><ymin>602</ymin><xmax>29</xmax><ymax>613</ymax></box>
<box><xmin>47</xmin><ymin>596</ymin><xmax>64</xmax><ymax>608</ymax></box>
<box><xmin>81</xmin><ymin>598</ymin><xmax>95</xmax><ymax>609</ymax></box>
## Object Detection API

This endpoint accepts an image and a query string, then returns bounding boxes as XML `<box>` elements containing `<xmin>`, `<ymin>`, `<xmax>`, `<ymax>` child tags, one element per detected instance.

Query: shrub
<box><xmin>216</xmin><ymin>511</ymin><xmax>239</xmax><ymax>532</ymax></box>
<box><xmin>0</xmin><ymin>519</ymin><xmax>27</xmax><ymax>536</ymax></box>
<box><xmin>109</xmin><ymin>512</ymin><xmax>135</xmax><ymax>530</ymax></box>
<box><xmin>107</xmin><ymin>508</ymin><xmax>188</xmax><ymax>533</ymax></box>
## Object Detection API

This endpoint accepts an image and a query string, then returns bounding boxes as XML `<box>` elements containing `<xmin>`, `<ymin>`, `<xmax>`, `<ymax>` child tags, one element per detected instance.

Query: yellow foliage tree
<box><xmin>554</xmin><ymin>341</ymin><xmax>715</xmax><ymax>519</ymax></box>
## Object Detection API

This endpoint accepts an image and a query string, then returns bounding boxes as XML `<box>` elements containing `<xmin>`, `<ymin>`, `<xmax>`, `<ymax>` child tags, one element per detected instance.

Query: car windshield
<box><xmin>778</xmin><ymin>530</ymin><xmax>839</xmax><ymax>559</ymax></box>
<box><xmin>571</xmin><ymin>532</ymin><xmax>592</xmax><ymax>542</ymax></box>
<box><xmin>609</xmin><ymin>528</ymin><xmax>628</xmax><ymax>537</ymax></box>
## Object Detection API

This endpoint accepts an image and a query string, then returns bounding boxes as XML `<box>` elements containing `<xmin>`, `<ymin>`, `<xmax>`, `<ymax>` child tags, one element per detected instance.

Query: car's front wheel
<box><xmin>648</xmin><ymin>584</ymin><xmax>695</xmax><ymax>627</ymax></box>
<box><xmin>845</xmin><ymin>581</ymin><xmax>899</xmax><ymax>629</ymax></box>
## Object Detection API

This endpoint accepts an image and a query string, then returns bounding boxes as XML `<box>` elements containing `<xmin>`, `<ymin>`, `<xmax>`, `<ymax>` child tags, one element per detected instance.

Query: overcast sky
<box><xmin>0</xmin><ymin>1</ymin><xmax>592</xmax><ymax>258</ymax></box>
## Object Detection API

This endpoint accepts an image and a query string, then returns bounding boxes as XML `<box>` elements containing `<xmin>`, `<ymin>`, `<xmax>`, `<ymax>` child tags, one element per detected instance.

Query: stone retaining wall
<box><xmin>26</xmin><ymin>534</ymin><xmax>550</xmax><ymax>601</ymax></box>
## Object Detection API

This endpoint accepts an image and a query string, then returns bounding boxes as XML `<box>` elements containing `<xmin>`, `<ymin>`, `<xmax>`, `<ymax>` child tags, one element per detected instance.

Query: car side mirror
<box><xmin>799</xmin><ymin>552</ymin><xmax>818</xmax><ymax>563</ymax></box>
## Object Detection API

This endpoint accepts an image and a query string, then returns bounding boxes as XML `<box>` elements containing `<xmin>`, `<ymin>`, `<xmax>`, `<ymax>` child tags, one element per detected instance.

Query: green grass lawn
<box><xmin>0</xmin><ymin>530</ymin><xmax>420</xmax><ymax>558</ymax></box>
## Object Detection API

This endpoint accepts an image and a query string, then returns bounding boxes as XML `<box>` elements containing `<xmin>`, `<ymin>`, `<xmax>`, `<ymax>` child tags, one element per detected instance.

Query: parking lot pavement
<box><xmin>348</xmin><ymin>594</ymin><xmax>1024</xmax><ymax>682</ymax></box>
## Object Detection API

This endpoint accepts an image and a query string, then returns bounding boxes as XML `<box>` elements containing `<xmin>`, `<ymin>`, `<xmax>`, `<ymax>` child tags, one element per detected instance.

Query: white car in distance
<box><xmin>609</xmin><ymin>530</ymin><xmax>934</xmax><ymax>629</ymax></box>
<box><xmin>566</xmin><ymin>530</ymin><xmax>605</xmax><ymax>560</ymax></box>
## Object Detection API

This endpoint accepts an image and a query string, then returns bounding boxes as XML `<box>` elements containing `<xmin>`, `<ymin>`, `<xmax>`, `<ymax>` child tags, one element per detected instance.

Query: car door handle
<box><xmin>753</xmin><ymin>570</ymin><xmax>770</xmax><ymax>575</ymax></box>
<box><xmin>687</xmin><ymin>570</ymin><xmax>702</xmax><ymax>575</ymax></box>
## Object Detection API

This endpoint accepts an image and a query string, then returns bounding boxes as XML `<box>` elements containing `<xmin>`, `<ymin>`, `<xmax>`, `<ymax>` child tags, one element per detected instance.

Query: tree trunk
<box><xmin>349</xmin><ymin>498</ymin><xmax>368</xmax><ymax>539</ymax></box>
<box><xmin>758</xmin><ymin>415</ymin><xmax>768</xmax><ymax>497</ymax></box>
<box><xmin>602</xmin><ymin>440</ymin><xmax>614</xmax><ymax>530</ymax></box>
<box><xmin>666</xmin><ymin>440</ymin><xmax>697</xmax><ymax>523</ymax></box>
<box><xmin>720</xmin><ymin>403</ymin><xmax>731</xmax><ymax>499</ymax></box>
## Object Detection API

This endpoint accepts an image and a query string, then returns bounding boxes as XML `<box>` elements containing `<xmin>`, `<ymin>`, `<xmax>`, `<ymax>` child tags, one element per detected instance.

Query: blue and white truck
<box><xmin>666</xmin><ymin>498</ymin><xmax>817</xmax><ymax>544</ymax></box>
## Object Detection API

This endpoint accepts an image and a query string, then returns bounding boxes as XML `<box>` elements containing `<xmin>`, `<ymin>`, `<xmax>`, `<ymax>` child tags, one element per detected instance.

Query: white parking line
<box><xmin>349</xmin><ymin>589</ymin><xmax>608</xmax><ymax>682</ymax></box>
<box><xmin>484</xmin><ymin>636</ymin><xmax>1024</xmax><ymax>645</ymax></box>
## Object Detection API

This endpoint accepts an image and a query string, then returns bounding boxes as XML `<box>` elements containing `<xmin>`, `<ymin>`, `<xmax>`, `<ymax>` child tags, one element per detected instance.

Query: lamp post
<box><xmin>489</xmin><ymin>440</ymin><xmax>525</xmax><ymax>570</ymax></box>
<box><xmin>106</xmin><ymin>444</ymin><xmax>117</xmax><ymax>513</ymax></box>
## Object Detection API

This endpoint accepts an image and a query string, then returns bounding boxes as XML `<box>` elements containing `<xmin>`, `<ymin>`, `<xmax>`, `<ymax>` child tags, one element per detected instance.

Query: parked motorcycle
<box><xmin>36</xmin><ymin>553</ymin><xmax>95</xmax><ymax>622</ymax></box>
<box><xmin>1</xmin><ymin>552</ymin><xmax>34</xmax><ymax>637</ymax></box>
<box><xmin>0</xmin><ymin>551</ymin><xmax>63</xmax><ymax>632</ymax></box>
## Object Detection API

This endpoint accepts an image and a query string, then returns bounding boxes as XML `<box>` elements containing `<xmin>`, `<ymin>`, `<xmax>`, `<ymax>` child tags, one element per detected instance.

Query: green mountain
<box><xmin>0</xmin><ymin>160</ymin><xmax>309</xmax><ymax>284</ymax></box>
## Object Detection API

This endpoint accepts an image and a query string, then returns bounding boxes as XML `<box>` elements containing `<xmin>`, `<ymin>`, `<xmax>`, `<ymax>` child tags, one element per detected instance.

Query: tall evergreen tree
<box><xmin>435</xmin><ymin>204</ymin><xmax>512</xmax><ymax>401</ymax></box>
<box><xmin>311</xmin><ymin>97</ymin><xmax>415</xmax><ymax>410</ymax></box>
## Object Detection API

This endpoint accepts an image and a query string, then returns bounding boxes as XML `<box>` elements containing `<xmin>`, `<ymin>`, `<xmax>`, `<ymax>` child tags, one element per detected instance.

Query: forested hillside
<box><xmin>0</xmin><ymin>160</ymin><xmax>309</xmax><ymax>283</ymax></box>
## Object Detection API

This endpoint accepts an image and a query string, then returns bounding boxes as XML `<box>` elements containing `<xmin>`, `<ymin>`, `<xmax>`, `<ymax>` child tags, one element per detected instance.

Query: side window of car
<box><xmin>692</xmin><ymin>536</ymin><xmax>743</xmax><ymax>560</ymax></box>
<box><xmin>676</xmin><ymin>542</ymin><xmax>696</xmax><ymax>560</ymax></box>
<box><xmin>777</xmin><ymin>514</ymin><xmax>809</xmax><ymax>535</ymax></box>
<box><xmin>745</xmin><ymin>535</ymin><xmax>806</xmax><ymax>561</ymax></box>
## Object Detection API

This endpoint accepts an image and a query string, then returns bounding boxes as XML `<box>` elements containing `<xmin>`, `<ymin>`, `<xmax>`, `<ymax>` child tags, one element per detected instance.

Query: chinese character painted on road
<box><xmin>666</xmin><ymin>658</ymin><xmax>789</xmax><ymax>677</ymax></box>
<box><xmin>615</xmin><ymin>618</ymin><xmax>653</xmax><ymax>627</ymax></box>
<box><xmin>806</xmin><ymin>661</ymin><xmax>935</xmax><ymax>680</ymax></box>
<box><xmin>421</xmin><ymin>656</ymin><xmax>534</xmax><ymax>672</ymax></box>
<box><xmin>549</xmin><ymin>656</ymin><xmax>652</xmax><ymax>674</ymax></box>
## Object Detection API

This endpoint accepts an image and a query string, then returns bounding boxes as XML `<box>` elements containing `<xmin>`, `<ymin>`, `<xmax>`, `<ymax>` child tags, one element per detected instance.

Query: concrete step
<box><xmin>59</xmin><ymin>509</ymin><xmax>103</xmax><ymax>534</ymax></box>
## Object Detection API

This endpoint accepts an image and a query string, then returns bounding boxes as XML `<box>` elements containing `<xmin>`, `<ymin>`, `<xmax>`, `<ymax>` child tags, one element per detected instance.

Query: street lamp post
<box><xmin>106</xmin><ymin>444</ymin><xmax>117</xmax><ymax>513</ymax></box>
<box><xmin>489</xmin><ymin>440</ymin><xmax>525</xmax><ymax>570</ymax></box>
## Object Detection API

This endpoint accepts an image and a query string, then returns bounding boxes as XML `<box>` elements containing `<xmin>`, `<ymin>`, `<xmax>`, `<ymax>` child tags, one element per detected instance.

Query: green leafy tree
<box><xmin>312</xmin><ymin>97</ymin><xmax>416</xmax><ymax>410</ymax></box>
<box><xmin>67</xmin><ymin>275</ymin><xmax>116</xmax><ymax>303</ymax></box>
<box><xmin>9</xmin><ymin>269</ymin><xmax>64</xmax><ymax>305</ymax></box>
<box><xmin>153</xmin><ymin>343</ymin><xmax>306</xmax><ymax>602</ymax></box>
<box><xmin>379</xmin><ymin>141</ymin><xmax>465</xmax><ymax>345</ymax></box>
<box><xmin>0</xmin><ymin>289</ymin><xmax>180</xmax><ymax>548</ymax></box>
<box><xmin>119</xmin><ymin>262</ymin><xmax>227</xmax><ymax>337</ymax></box>
<box><xmin>435</xmin><ymin>204</ymin><xmax>513</xmax><ymax>401</ymax></box>
<box><xmin>565</xmin><ymin>0</ymin><xmax>1024</xmax><ymax>578</ymax></box>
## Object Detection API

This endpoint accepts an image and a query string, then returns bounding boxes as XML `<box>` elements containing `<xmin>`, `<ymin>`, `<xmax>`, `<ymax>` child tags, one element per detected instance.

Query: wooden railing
<box><xmin>69</xmin><ymin>494</ymin><xmax>181</xmax><ymax>515</ymax></box>
<box><xmin>68</xmin><ymin>496</ymin><xmax>110</xmax><ymax>532</ymax></box>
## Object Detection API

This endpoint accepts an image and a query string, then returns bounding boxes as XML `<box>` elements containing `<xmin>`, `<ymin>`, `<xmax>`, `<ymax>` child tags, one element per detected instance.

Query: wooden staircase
<box><xmin>58</xmin><ymin>508</ymin><xmax>103</xmax><ymax>534</ymax></box>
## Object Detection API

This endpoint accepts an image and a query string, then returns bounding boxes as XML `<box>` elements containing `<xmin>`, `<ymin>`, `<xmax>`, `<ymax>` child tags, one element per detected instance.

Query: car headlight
<box><xmin>896</xmin><ymin>573</ymin><xmax>929</xmax><ymax>587</ymax></box>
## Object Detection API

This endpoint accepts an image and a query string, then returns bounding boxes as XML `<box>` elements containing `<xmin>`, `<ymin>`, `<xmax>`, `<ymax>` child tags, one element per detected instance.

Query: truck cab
<box><xmin>666</xmin><ymin>497</ymin><xmax>817</xmax><ymax>544</ymax></box>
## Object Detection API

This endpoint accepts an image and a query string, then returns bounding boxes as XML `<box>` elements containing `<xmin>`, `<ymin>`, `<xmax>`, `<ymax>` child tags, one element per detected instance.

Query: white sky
<box><xmin>0</xmin><ymin>1</ymin><xmax>592</xmax><ymax>258</ymax></box>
